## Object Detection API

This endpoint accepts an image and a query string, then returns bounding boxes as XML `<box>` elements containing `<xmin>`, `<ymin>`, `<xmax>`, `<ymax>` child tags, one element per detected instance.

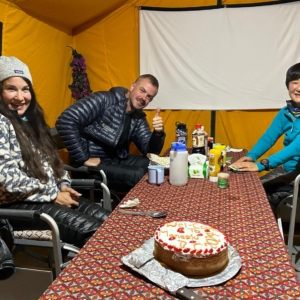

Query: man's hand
<box><xmin>84</xmin><ymin>158</ymin><xmax>101</xmax><ymax>167</ymax></box>
<box><xmin>54</xmin><ymin>192</ymin><xmax>79</xmax><ymax>208</ymax></box>
<box><xmin>152</xmin><ymin>107</ymin><xmax>164</xmax><ymax>132</ymax></box>
<box><xmin>231</xmin><ymin>161</ymin><xmax>258</xmax><ymax>172</ymax></box>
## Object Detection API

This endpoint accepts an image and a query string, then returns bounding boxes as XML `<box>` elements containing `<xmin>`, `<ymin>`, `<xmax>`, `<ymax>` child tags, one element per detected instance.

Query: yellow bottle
<box><xmin>209</xmin><ymin>149</ymin><xmax>222</xmax><ymax>182</ymax></box>
<box><xmin>213</xmin><ymin>144</ymin><xmax>227</xmax><ymax>170</ymax></box>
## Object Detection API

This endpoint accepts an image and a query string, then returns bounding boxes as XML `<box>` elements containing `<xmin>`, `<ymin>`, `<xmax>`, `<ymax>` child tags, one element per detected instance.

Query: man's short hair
<box><xmin>285</xmin><ymin>62</ymin><xmax>300</xmax><ymax>88</ymax></box>
<box><xmin>136</xmin><ymin>74</ymin><xmax>159</xmax><ymax>89</ymax></box>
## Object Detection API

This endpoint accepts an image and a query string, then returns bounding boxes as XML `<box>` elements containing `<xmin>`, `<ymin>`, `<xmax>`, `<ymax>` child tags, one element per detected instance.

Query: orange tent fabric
<box><xmin>0</xmin><ymin>0</ymin><xmax>282</xmax><ymax>164</ymax></box>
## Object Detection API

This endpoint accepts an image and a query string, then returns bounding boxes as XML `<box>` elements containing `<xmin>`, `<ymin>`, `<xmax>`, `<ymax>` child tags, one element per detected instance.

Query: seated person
<box><xmin>231</xmin><ymin>62</ymin><xmax>300</xmax><ymax>216</ymax></box>
<box><xmin>56</xmin><ymin>74</ymin><xmax>165</xmax><ymax>193</ymax></box>
<box><xmin>0</xmin><ymin>56</ymin><xmax>110</xmax><ymax>248</ymax></box>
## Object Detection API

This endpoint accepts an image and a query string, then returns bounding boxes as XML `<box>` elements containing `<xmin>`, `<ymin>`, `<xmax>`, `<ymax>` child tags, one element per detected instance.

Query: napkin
<box><xmin>188</xmin><ymin>154</ymin><xmax>209</xmax><ymax>179</ymax></box>
<box><xmin>119</xmin><ymin>198</ymin><xmax>140</xmax><ymax>208</ymax></box>
<box><xmin>226</xmin><ymin>146</ymin><xmax>243</xmax><ymax>152</ymax></box>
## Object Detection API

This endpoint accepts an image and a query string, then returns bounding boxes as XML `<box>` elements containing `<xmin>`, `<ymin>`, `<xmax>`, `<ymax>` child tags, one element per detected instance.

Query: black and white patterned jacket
<box><xmin>56</xmin><ymin>87</ymin><xmax>165</xmax><ymax>165</ymax></box>
<box><xmin>0</xmin><ymin>114</ymin><xmax>70</xmax><ymax>204</ymax></box>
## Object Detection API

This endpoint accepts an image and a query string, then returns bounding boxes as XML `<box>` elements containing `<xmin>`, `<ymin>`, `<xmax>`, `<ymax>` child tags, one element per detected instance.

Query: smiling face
<box><xmin>126</xmin><ymin>78</ymin><xmax>158</xmax><ymax>112</ymax></box>
<box><xmin>288</xmin><ymin>78</ymin><xmax>300</xmax><ymax>107</ymax></box>
<box><xmin>1</xmin><ymin>77</ymin><xmax>32</xmax><ymax>115</ymax></box>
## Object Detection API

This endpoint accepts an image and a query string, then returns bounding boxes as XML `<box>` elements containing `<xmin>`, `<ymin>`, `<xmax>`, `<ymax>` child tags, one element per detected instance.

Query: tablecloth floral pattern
<box><xmin>40</xmin><ymin>151</ymin><xmax>300</xmax><ymax>299</ymax></box>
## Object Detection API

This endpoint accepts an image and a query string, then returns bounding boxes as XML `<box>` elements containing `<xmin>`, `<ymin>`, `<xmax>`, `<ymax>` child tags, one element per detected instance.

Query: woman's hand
<box><xmin>54</xmin><ymin>192</ymin><xmax>79</xmax><ymax>208</ymax></box>
<box><xmin>231</xmin><ymin>161</ymin><xmax>259</xmax><ymax>172</ymax></box>
<box><xmin>60</xmin><ymin>185</ymin><xmax>82</xmax><ymax>200</ymax></box>
<box><xmin>234</xmin><ymin>156</ymin><xmax>253</xmax><ymax>163</ymax></box>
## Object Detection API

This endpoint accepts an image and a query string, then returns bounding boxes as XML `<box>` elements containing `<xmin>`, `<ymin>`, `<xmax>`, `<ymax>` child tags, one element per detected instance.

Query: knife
<box><xmin>175</xmin><ymin>287</ymin><xmax>205</xmax><ymax>300</ymax></box>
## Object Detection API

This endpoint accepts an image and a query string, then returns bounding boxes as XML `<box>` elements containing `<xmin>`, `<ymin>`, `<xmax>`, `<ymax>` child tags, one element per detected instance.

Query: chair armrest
<box><xmin>70</xmin><ymin>179</ymin><xmax>97</xmax><ymax>187</ymax></box>
<box><xmin>0</xmin><ymin>209</ymin><xmax>40</xmax><ymax>220</ymax></box>
<box><xmin>65</xmin><ymin>164</ymin><xmax>108</xmax><ymax>185</ymax></box>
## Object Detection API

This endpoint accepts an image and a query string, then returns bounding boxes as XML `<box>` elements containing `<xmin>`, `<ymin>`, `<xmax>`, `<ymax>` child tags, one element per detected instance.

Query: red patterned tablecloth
<box><xmin>40</xmin><ymin>151</ymin><xmax>300</xmax><ymax>299</ymax></box>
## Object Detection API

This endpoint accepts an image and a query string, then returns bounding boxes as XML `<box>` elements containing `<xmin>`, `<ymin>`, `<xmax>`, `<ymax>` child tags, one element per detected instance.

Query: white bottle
<box><xmin>169</xmin><ymin>142</ymin><xmax>188</xmax><ymax>186</ymax></box>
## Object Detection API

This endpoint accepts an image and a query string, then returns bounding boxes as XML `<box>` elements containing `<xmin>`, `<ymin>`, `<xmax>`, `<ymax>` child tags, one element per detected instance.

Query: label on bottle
<box><xmin>192</xmin><ymin>134</ymin><xmax>205</xmax><ymax>148</ymax></box>
<box><xmin>208</xmin><ymin>150</ymin><xmax>221</xmax><ymax>177</ymax></box>
<box><xmin>218</xmin><ymin>179</ymin><xmax>228</xmax><ymax>189</ymax></box>
<box><xmin>177</xmin><ymin>136</ymin><xmax>187</xmax><ymax>144</ymax></box>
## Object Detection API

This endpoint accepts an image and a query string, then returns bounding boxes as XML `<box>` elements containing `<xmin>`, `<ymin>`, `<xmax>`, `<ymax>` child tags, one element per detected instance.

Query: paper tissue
<box><xmin>188</xmin><ymin>153</ymin><xmax>209</xmax><ymax>178</ymax></box>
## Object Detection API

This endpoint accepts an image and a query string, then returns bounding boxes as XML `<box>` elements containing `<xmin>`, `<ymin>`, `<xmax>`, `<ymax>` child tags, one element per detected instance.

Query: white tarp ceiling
<box><xmin>140</xmin><ymin>2</ymin><xmax>300</xmax><ymax>110</ymax></box>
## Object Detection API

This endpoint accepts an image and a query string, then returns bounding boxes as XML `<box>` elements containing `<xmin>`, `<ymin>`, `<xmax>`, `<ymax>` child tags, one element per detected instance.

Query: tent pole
<box><xmin>0</xmin><ymin>22</ymin><xmax>2</xmax><ymax>56</ymax></box>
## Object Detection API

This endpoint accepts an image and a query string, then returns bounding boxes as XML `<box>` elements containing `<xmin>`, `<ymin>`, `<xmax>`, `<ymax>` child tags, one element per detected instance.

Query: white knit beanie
<box><xmin>0</xmin><ymin>56</ymin><xmax>32</xmax><ymax>84</ymax></box>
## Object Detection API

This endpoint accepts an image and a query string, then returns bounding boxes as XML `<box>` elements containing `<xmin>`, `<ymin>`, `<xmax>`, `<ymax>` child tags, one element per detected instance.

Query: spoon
<box><xmin>117</xmin><ymin>209</ymin><xmax>167</xmax><ymax>218</ymax></box>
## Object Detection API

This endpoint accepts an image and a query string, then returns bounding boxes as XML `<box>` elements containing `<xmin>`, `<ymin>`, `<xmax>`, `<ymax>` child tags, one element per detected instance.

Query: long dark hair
<box><xmin>0</xmin><ymin>78</ymin><xmax>65</xmax><ymax>182</ymax></box>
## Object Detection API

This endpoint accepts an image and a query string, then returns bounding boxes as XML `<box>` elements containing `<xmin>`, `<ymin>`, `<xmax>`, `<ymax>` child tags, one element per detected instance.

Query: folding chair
<box><xmin>0</xmin><ymin>209</ymin><xmax>73</xmax><ymax>299</ymax></box>
<box><xmin>277</xmin><ymin>174</ymin><xmax>300</xmax><ymax>271</ymax></box>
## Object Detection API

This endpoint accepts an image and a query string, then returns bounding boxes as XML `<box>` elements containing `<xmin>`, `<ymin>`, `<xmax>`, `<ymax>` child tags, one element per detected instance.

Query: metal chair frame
<box><xmin>277</xmin><ymin>174</ymin><xmax>300</xmax><ymax>271</ymax></box>
<box><xmin>0</xmin><ymin>209</ymin><xmax>78</xmax><ymax>299</ymax></box>
<box><xmin>51</xmin><ymin>127</ymin><xmax>124</xmax><ymax>206</ymax></box>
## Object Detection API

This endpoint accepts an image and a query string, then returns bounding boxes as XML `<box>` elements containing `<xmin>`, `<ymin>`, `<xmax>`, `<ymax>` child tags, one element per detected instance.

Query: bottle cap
<box><xmin>213</xmin><ymin>143</ymin><xmax>226</xmax><ymax>150</ymax></box>
<box><xmin>195</xmin><ymin>124</ymin><xmax>201</xmax><ymax>129</ymax></box>
<box><xmin>177</xmin><ymin>123</ymin><xmax>186</xmax><ymax>130</ymax></box>
<box><xmin>171</xmin><ymin>142</ymin><xmax>187</xmax><ymax>151</ymax></box>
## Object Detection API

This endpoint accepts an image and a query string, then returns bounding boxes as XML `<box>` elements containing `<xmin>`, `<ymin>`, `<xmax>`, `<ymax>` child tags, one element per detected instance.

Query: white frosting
<box><xmin>155</xmin><ymin>221</ymin><xmax>228</xmax><ymax>256</ymax></box>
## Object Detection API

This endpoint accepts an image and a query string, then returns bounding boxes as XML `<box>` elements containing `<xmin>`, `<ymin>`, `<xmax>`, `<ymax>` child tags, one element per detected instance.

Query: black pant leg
<box><xmin>2</xmin><ymin>198</ymin><xmax>110</xmax><ymax>247</ymax></box>
<box><xmin>89</xmin><ymin>155</ymin><xmax>150</xmax><ymax>191</ymax></box>
<box><xmin>261</xmin><ymin>166</ymin><xmax>299</xmax><ymax>216</ymax></box>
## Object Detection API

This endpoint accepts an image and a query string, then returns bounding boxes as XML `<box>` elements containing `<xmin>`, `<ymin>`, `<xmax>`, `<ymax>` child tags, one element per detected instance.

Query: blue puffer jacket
<box><xmin>56</xmin><ymin>87</ymin><xmax>165</xmax><ymax>165</ymax></box>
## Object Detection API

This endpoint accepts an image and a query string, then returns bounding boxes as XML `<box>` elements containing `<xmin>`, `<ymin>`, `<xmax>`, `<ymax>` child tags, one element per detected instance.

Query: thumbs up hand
<box><xmin>152</xmin><ymin>106</ymin><xmax>164</xmax><ymax>132</ymax></box>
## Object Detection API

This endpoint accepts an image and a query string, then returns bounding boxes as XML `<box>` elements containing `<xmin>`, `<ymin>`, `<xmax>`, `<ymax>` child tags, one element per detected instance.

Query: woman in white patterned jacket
<box><xmin>0</xmin><ymin>56</ymin><xmax>110</xmax><ymax>247</ymax></box>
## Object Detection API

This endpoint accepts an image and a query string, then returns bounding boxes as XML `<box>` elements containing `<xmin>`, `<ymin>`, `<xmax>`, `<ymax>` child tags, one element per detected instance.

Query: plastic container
<box><xmin>175</xmin><ymin>122</ymin><xmax>188</xmax><ymax>145</ymax></box>
<box><xmin>169</xmin><ymin>142</ymin><xmax>188</xmax><ymax>186</ymax></box>
<box><xmin>217</xmin><ymin>172</ymin><xmax>230</xmax><ymax>188</ymax></box>
<box><xmin>208</xmin><ymin>148</ymin><xmax>222</xmax><ymax>182</ymax></box>
<box><xmin>192</xmin><ymin>124</ymin><xmax>205</xmax><ymax>155</ymax></box>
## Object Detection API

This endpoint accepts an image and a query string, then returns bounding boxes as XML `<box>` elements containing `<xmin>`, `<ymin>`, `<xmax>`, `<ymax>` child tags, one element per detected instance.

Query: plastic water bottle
<box><xmin>175</xmin><ymin>122</ymin><xmax>188</xmax><ymax>145</ymax></box>
<box><xmin>169</xmin><ymin>142</ymin><xmax>188</xmax><ymax>186</ymax></box>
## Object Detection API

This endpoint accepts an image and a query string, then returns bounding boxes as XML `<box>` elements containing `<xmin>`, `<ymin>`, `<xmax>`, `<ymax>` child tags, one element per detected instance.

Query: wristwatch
<box><xmin>260</xmin><ymin>159</ymin><xmax>270</xmax><ymax>171</ymax></box>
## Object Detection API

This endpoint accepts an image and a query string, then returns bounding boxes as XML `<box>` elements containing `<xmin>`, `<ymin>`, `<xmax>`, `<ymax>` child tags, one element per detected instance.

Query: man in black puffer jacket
<box><xmin>56</xmin><ymin>74</ymin><xmax>165</xmax><ymax>193</ymax></box>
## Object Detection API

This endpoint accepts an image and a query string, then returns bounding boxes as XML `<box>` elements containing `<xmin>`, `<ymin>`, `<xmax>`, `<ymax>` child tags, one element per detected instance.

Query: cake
<box><xmin>153</xmin><ymin>221</ymin><xmax>229</xmax><ymax>276</ymax></box>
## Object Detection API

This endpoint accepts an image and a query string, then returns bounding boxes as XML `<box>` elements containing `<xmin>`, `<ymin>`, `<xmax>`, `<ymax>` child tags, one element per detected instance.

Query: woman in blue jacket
<box><xmin>232</xmin><ymin>62</ymin><xmax>300</xmax><ymax>215</ymax></box>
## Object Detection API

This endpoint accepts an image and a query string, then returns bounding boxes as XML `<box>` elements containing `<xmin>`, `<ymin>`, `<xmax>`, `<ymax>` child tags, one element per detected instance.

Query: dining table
<box><xmin>40</xmin><ymin>150</ymin><xmax>300</xmax><ymax>299</ymax></box>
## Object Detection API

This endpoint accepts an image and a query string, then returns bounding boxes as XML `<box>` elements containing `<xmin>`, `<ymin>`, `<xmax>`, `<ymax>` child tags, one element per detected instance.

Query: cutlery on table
<box><xmin>117</xmin><ymin>209</ymin><xmax>167</xmax><ymax>218</ymax></box>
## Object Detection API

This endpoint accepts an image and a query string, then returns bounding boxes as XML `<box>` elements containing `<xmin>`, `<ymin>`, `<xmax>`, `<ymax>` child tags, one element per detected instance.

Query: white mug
<box><xmin>148</xmin><ymin>165</ymin><xmax>164</xmax><ymax>185</ymax></box>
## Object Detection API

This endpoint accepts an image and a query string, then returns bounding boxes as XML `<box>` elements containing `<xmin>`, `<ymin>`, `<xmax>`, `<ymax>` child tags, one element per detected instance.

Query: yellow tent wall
<box><xmin>0</xmin><ymin>0</ymin><xmax>284</xmax><ymax>170</ymax></box>
<box><xmin>73</xmin><ymin>0</ymin><xmax>282</xmax><ymax>162</ymax></box>
<box><xmin>0</xmin><ymin>0</ymin><xmax>73</xmax><ymax>127</ymax></box>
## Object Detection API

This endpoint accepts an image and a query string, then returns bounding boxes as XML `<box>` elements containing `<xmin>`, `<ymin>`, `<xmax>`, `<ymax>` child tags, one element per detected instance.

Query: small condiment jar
<box><xmin>217</xmin><ymin>172</ymin><xmax>230</xmax><ymax>188</ymax></box>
